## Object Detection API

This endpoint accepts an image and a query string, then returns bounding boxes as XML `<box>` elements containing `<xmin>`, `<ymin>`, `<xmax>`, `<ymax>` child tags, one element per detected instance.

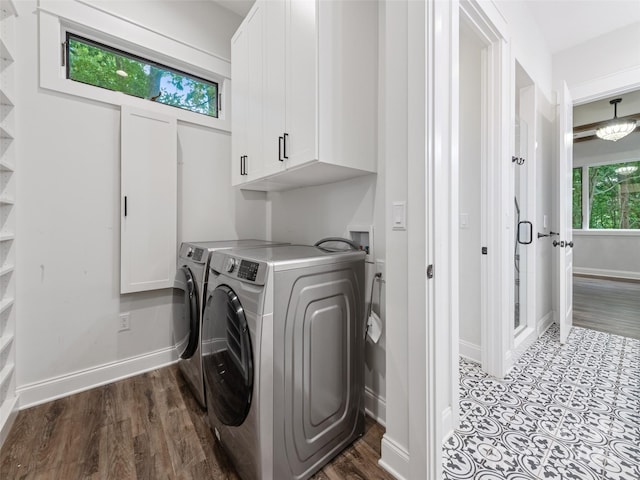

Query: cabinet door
<box><xmin>231</xmin><ymin>26</ymin><xmax>248</xmax><ymax>186</ymax></box>
<box><xmin>285</xmin><ymin>0</ymin><xmax>318</xmax><ymax>168</ymax></box>
<box><xmin>121</xmin><ymin>106</ymin><xmax>177</xmax><ymax>294</ymax></box>
<box><xmin>245</xmin><ymin>3</ymin><xmax>265</xmax><ymax>181</ymax></box>
<box><xmin>262</xmin><ymin>0</ymin><xmax>287</xmax><ymax>176</ymax></box>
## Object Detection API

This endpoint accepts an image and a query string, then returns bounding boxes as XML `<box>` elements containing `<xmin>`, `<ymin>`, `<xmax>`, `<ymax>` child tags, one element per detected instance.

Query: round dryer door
<box><xmin>202</xmin><ymin>285</ymin><xmax>253</xmax><ymax>427</ymax></box>
<box><xmin>176</xmin><ymin>266</ymin><xmax>199</xmax><ymax>359</ymax></box>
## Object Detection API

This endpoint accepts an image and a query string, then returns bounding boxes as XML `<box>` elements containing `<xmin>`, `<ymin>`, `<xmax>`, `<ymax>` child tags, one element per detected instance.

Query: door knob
<box><xmin>566</xmin><ymin>241</ymin><xmax>574</xmax><ymax>248</ymax></box>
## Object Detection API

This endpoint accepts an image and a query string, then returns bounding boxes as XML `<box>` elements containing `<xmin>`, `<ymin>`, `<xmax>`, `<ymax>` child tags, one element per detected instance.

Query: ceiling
<box><xmin>523</xmin><ymin>0</ymin><xmax>640</xmax><ymax>54</ymax></box>
<box><xmin>213</xmin><ymin>0</ymin><xmax>254</xmax><ymax>17</ymax></box>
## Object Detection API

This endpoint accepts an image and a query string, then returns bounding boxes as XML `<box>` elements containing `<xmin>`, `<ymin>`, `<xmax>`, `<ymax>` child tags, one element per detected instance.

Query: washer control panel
<box><xmin>237</xmin><ymin>260</ymin><xmax>259</xmax><ymax>281</ymax></box>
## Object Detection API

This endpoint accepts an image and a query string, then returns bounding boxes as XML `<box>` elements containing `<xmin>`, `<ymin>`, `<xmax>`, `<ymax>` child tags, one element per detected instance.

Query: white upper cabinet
<box><xmin>231</xmin><ymin>3</ymin><xmax>265</xmax><ymax>185</ymax></box>
<box><xmin>231</xmin><ymin>0</ymin><xmax>377</xmax><ymax>191</ymax></box>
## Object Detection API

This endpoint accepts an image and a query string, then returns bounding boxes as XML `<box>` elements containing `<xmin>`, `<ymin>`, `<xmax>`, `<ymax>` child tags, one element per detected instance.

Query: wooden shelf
<box><xmin>0</xmin><ymin>160</ymin><xmax>14</xmax><ymax>172</ymax></box>
<box><xmin>0</xmin><ymin>124</ymin><xmax>13</xmax><ymax>140</ymax></box>
<box><xmin>0</xmin><ymin>37</ymin><xmax>13</xmax><ymax>63</ymax></box>
<box><xmin>0</xmin><ymin>334</ymin><xmax>12</xmax><ymax>356</ymax></box>
<box><xmin>0</xmin><ymin>298</ymin><xmax>13</xmax><ymax>315</ymax></box>
<box><xmin>0</xmin><ymin>265</ymin><xmax>13</xmax><ymax>277</ymax></box>
<box><xmin>1</xmin><ymin>0</ymin><xmax>17</xmax><ymax>18</ymax></box>
<box><xmin>0</xmin><ymin>364</ymin><xmax>14</xmax><ymax>389</ymax></box>
<box><xmin>0</xmin><ymin>89</ymin><xmax>13</xmax><ymax>107</ymax></box>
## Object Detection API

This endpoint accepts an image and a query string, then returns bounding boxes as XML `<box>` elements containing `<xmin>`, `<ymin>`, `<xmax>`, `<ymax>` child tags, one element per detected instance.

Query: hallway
<box><xmin>574</xmin><ymin>276</ymin><xmax>640</xmax><ymax>340</ymax></box>
<box><xmin>443</xmin><ymin>325</ymin><xmax>640</xmax><ymax>479</ymax></box>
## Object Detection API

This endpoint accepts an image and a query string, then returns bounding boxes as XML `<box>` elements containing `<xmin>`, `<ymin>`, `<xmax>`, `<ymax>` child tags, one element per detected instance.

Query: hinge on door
<box><xmin>426</xmin><ymin>264</ymin><xmax>434</xmax><ymax>279</ymax></box>
<box><xmin>61</xmin><ymin>41</ymin><xmax>67</xmax><ymax>67</ymax></box>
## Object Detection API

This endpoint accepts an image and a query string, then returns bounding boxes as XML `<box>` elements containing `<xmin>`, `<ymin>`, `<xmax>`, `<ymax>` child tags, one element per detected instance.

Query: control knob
<box><xmin>225</xmin><ymin>257</ymin><xmax>237</xmax><ymax>273</ymax></box>
<box><xmin>186</xmin><ymin>247</ymin><xmax>194</xmax><ymax>257</ymax></box>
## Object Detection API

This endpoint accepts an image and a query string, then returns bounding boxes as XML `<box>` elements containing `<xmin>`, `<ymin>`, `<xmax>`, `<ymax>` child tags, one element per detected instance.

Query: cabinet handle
<box><xmin>124</xmin><ymin>196</ymin><xmax>127</xmax><ymax>217</ymax></box>
<box><xmin>240</xmin><ymin>156</ymin><xmax>244</xmax><ymax>176</ymax></box>
<box><xmin>243</xmin><ymin>156</ymin><xmax>248</xmax><ymax>176</ymax></box>
<box><xmin>278</xmin><ymin>136</ymin><xmax>284</xmax><ymax>161</ymax></box>
<box><xmin>283</xmin><ymin>133</ymin><xmax>289</xmax><ymax>159</ymax></box>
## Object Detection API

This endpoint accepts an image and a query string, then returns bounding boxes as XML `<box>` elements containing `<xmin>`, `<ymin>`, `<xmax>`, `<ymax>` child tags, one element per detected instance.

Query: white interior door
<box><xmin>557</xmin><ymin>82</ymin><xmax>574</xmax><ymax>344</ymax></box>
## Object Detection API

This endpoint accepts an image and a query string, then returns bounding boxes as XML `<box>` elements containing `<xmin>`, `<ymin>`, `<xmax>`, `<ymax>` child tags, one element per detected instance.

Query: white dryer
<box><xmin>173</xmin><ymin>240</ymin><xmax>288</xmax><ymax>408</ymax></box>
<box><xmin>202</xmin><ymin>244</ymin><xmax>366</xmax><ymax>480</ymax></box>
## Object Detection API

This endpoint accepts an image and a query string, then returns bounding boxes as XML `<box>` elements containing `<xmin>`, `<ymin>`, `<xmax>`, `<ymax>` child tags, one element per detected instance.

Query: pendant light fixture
<box><xmin>596</xmin><ymin>98</ymin><xmax>637</xmax><ymax>142</ymax></box>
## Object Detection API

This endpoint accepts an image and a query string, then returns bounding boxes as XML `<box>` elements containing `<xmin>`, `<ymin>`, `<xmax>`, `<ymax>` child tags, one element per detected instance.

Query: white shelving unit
<box><xmin>0</xmin><ymin>0</ymin><xmax>18</xmax><ymax>447</ymax></box>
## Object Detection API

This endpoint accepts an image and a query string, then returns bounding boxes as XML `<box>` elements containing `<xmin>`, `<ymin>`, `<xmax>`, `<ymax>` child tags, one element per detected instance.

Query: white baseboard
<box><xmin>365</xmin><ymin>386</ymin><xmax>386</xmax><ymax>427</ymax></box>
<box><xmin>0</xmin><ymin>395</ymin><xmax>19</xmax><ymax>448</ymax></box>
<box><xmin>379</xmin><ymin>435</ymin><xmax>410</xmax><ymax>480</ymax></box>
<box><xmin>459</xmin><ymin>339</ymin><xmax>481</xmax><ymax>363</ymax></box>
<box><xmin>537</xmin><ymin>310</ymin><xmax>554</xmax><ymax>336</ymax></box>
<box><xmin>17</xmin><ymin>346</ymin><xmax>178</xmax><ymax>409</ymax></box>
<box><xmin>574</xmin><ymin>267</ymin><xmax>640</xmax><ymax>282</ymax></box>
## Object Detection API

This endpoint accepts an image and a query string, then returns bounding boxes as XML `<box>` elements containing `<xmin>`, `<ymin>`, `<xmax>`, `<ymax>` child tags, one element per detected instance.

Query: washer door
<box><xmin>176</xmin><ymin>265</ymin><xmax>199</xmax><ymax>359</ymax></box>
<box><xmin>203</xmin><ymin>285</ymin><xmax>253</xmax><ymax>427</ymax></box>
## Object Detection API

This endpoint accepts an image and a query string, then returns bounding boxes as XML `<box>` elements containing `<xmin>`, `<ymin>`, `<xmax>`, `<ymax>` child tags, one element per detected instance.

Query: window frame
<box><xmin>573</xmin><ymin>158</ymin><xmax>640</xmax><ymax>232</ymax></box>
<box><xmin>38</xmin><ymin>1</ymin><xmax>231</xmax><ymax>131</ymax></box>
<box><xmin>65</xmin><ymin>32</ymin><xmax>220</xmax><ymax>119</ymax></box>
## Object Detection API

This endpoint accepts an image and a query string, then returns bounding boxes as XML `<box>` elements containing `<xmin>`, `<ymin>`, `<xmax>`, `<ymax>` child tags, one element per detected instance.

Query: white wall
<box><xmin>458</xmin><ymin>22</ymin><xmax>482</xmax><ymax>360</ymax></box>
<box><xmin>535</xmin><ymin>94</ymin><xmax>555</xmax><ymax>322</ymax></box>
<box><xmin>15</xmin><ymin>0</ymin><xmax>267</xmax><ymax>406</ymax></box>
<box><xmin>88</xmin><ymin>0</ymin><xmax>242</xmax><ymax>61</ymax></box>
<box><xmin>553</xmin><ymin>22</ymin><xmax>640</xmax><ymax>95</ymax></box>
<box><xmin>267</xmin><ymin>174</ymin><xmax>386</xmax><ymax>420</ymax></box>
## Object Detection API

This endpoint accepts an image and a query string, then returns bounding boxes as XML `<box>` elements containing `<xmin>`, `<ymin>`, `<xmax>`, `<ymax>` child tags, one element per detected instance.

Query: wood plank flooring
<box><xmin>573</xmin><ymin>275</ymin><xmax>640</xmax><ymax>340</ymax></box>
<box><xmin>0</xmin><ymin>365</ymin><xmax>393</xmax><ymax>480</ymax></box>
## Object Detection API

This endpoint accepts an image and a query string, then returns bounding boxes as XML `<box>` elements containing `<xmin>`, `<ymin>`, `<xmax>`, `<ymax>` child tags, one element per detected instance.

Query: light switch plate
<box><xmin>460</xmin><ymin>213</ymin><xmax>469</xmax><ymax>229</ymax></box>
<box><xmin>392</xmin><ymin>201</ymin><xmax>407</xmax><ymax>230</ymax></box>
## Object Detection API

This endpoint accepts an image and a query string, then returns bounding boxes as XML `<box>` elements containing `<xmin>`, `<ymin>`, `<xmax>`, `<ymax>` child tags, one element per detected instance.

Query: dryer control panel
<box><xmin>210</xmin><ymin>252</ymin><xmax>267</xmax><ymax>286</ymax></box>
<box><xmin>238</xmin><ymin>260</ymin><xmax>259</xmax><ymax>281</ymax></box>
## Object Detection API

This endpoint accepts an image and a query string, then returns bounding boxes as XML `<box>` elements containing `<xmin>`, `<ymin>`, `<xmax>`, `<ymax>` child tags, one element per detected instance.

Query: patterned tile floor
<box><xmin>443</xmin><ymin>325</ymin><xmax>640</xmax><ymax>480</ymax></box>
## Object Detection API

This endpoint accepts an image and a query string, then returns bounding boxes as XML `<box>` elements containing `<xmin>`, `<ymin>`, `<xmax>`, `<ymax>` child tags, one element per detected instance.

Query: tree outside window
<box><xmin>575</xmin><ymin>160</ymin><xmax>640</xmax><ymax>229</ymax></box>
<box><xmin>67</xmin><ymin>34</ymin><xmax>218</xmax><ymax>118</ymax></box>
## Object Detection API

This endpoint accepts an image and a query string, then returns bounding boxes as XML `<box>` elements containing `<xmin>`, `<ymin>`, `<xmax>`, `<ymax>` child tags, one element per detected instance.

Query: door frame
<box><xmin>554</xmin><ymin>67</ymin><xmax>640</xmax><ymax>336</ymax></box>
<box><xmin>456</xmin><ymin>0</ymin><xmax>512</xmax><ymax>381</ymax></box>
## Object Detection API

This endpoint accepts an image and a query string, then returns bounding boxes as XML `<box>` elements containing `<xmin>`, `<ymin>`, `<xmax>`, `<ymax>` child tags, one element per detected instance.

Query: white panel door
<box><xmin>557</xmin><ymin>82</ymin><xmax>574</xmax><ymax>344</ymax></box>
<box><xmin>285</xmin><ymin>0</ymin><xmax>318</xmax><ymax>168</ymax></box>
<box><xmin>231</xmin><ymin>26</ymin><xmax>249</xmax><ymax>186</ymax></box>
<box><xmin>121</xmin><ymin>106</ymin><xmax>177</xmax><ymax>294</ymax></box>
<box><xmin>245</xmin><ymin>3</ymin><xmax>265</xmax><ymax>181</ymax></box>
<box><xmin>263</xmin><ymin>0</ymin><xmax>287</xmax><ymax>176</ymax></box>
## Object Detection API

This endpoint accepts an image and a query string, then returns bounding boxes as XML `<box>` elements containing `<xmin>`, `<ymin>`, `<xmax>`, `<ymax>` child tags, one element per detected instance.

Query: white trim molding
<box><xmin>364</xmin><ymin>386</ymin><xmax>387</xmax><ymax>427</ymax></box>
<box><xmin>17</xmin><ymin>346</ymin><xmax>178</xmax><ymax>409</ymax></box>
<box><xmin>574</xmin><ymin>268</ymin><xmax>640</xmax><ymax>282</ymax></box>
<box><xmin>379</xmin><ymin>435</ymin><xmax>410</xmax><ymax>480</ymax></box>
<box><xmin>537</xmin><ymin>311</ymin><xmax>555</xmax><ymax>336</ymax></box>
<box><xmin>0</xmin><ymin>396</ymin><xmax>19</xmax><ymax>448</ymax></box>
<box><xmin>459</xmin><ymin>340</ymin><xmax>481</xmax><ymax>363</ymax></box>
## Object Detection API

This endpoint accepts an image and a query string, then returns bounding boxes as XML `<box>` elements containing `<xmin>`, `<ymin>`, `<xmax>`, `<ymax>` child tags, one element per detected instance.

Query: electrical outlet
<box><xmin>119</xmin><ymin>313</ymin><xmax>130</xmax><ymax>332</ymax></box>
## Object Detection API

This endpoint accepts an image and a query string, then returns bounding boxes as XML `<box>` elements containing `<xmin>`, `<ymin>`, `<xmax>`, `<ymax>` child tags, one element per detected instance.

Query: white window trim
<box><xmin>39</xmin><ymin>0</ymin><xmax>231</xmax><ymax>131</ymax></box>
<box><xmin>573</xmin><ymin>229</ymin><xmax>640</xmax><ymax>237</ymax></box>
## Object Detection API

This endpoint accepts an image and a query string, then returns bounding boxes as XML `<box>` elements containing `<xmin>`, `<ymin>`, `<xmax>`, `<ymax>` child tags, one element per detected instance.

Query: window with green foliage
<box><xmin>67</xmin><ymin>34</ymin><xmax>218</xmax><ymax>118</ymax></box>
<box><xmin>573</xmin><ymin>160</ymin><xmax>640</xmax><ymax>229</ymax></box>
<box><xmin>572</xmin><ymin>168</ymin><xmax>582</xmax><ymax>229</ymax></box>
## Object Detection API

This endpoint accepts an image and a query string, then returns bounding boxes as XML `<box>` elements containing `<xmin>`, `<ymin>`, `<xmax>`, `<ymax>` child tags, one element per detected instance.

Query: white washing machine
<box><xmin>173</xmin><ymin>240</ymin><xmax>288</xmax><ymax>408</ymax></box>
<box><xmin>202</xmin><ymin>244</ymin><xmax>366</xmax><ymax>480</ymax></box>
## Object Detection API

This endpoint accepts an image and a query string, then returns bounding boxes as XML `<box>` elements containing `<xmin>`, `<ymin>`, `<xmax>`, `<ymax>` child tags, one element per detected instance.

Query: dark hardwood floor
<box><xmin>0</xmin><ymin>365</ymin><xmax>393</xmax><ymax>480</ymax></box>
<box><xmin>573</xmin><ymin>275</ymin><xmax>640</xmax><ymax>340</ymax></box>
